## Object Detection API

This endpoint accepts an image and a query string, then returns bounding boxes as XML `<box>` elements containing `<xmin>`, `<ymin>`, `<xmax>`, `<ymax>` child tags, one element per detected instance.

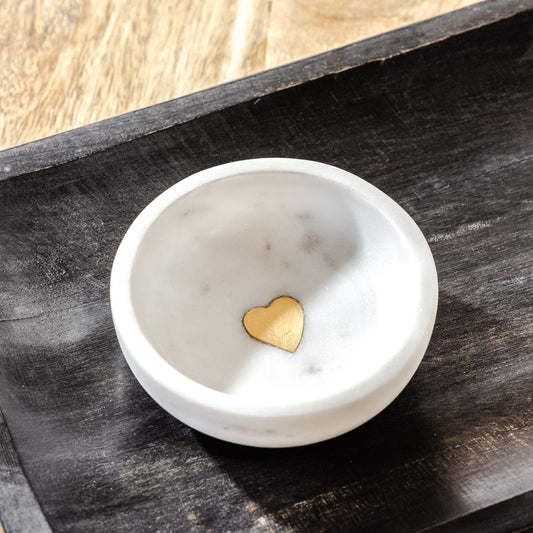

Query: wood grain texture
<box><xmin>266</xmin><ymin>0</ymin><xmax>479</xmax><ymax>67</ymax></box>
<box><xmin>0</xmin><ymin>409</ymin><xmax>51</xmax><ymax>533</ymax></box>
<box><xmin>1</xmin><ymin>0</ymin><xmax>514</xmax><ymax>181</ymax></box>
<box><xmin>0</xmin><ymin>4</ymin><xmax>531</xmax><ymax>531</ymax></box>
<box><xmin>0</xmin><ymin>0</ymin><xmax>479</xmax><ymax>150</ymax></box>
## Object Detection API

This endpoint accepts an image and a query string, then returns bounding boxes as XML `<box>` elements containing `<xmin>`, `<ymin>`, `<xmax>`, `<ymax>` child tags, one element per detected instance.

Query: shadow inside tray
<box><xmin>195</xmin><ymin>292</ymin><xmax>532</xmax><ymax>531</ymax></box>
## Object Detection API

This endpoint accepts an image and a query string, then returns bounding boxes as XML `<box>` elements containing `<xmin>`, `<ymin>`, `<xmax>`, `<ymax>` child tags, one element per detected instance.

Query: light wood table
<box><xmin>0</xmin><ymin>0</ymin><xmax>478</xmax><ymax>150</ymax></box>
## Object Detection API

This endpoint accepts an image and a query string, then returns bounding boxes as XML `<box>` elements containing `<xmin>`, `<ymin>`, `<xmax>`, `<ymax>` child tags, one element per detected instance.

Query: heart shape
<box><xmin>243</xmin><ymin>296</ymin><xmax>304</xmax><ymax>353</ymax></box>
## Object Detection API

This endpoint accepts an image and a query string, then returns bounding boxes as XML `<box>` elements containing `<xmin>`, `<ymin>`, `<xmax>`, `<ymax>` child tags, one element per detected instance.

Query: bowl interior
<box><xmin>130</xmin><ymin>170</ymin><xmax>424</xmax><ymax>404</ymax></box>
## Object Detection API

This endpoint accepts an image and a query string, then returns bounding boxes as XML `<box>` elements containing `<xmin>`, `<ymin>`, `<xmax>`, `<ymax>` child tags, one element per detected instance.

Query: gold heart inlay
<box><xmin>243</xmin><ymin>296</ymin><xmax>304</xmax><ymax>353</ymax></box>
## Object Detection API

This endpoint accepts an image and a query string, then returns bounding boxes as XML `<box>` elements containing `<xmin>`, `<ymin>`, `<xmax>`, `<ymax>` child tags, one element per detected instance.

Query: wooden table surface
<box><xmin>0</xmin><ymin>0</ymin><xmax>479</xmax><ymax>151</ymax></box>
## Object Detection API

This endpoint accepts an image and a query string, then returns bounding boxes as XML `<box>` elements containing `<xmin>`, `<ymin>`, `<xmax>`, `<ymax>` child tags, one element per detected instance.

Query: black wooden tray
<box><xmin>1</xmin><ymin>1</ymin><xmax>532</xmax><ymax>531</ymax></box>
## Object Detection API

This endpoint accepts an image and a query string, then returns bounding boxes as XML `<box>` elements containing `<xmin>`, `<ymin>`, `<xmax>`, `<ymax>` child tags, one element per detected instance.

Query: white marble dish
<box><xmin>110</xmin><ymin>158</ymin><xmax>438</xmax><ymax>447</ymax></box>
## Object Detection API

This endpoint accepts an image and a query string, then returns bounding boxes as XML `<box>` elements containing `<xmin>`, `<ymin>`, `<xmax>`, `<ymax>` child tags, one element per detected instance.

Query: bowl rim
<box><xmin>110</xmin><ymin>157</ymin><xmax>438</xmax><ymax>419</ymax></box>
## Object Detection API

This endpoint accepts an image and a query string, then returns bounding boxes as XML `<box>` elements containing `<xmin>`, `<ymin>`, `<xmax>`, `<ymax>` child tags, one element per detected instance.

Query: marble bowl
<box><xmin>110</xmin><ymin>158</ymin><xmax>438</xmax><ymax>447</ymax></box>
